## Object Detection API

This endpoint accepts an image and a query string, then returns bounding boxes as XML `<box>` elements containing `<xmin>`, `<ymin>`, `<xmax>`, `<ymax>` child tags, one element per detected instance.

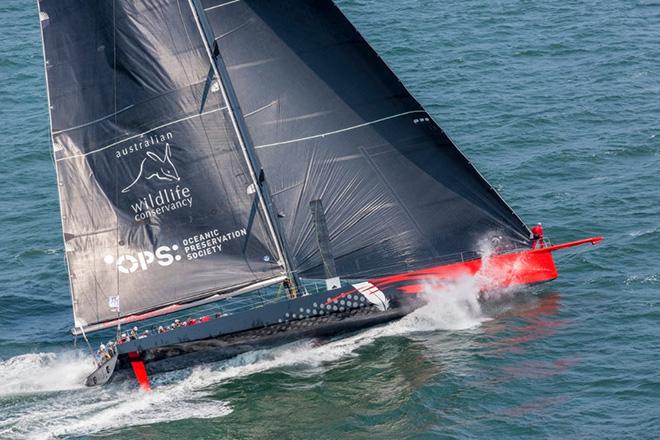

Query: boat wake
<box><xmin>0</xmin><ymin>351</ymin><xmax>232</xmax><ymax>439</ymax></box>
<box><xmin>0</xmin><ymin>261</ymin><xmax>523</xmax><ymax>439</ymax></box>
<box><xmin>0</xmin><ymin>351</ymin><xmax>93</xmax><ymax>396</ymax></box>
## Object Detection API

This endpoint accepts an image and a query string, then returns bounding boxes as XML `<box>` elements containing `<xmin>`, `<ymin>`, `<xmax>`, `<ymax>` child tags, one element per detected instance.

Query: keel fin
<box><xmin>128</xmin><ymin>351</ymin><xmax>151</xmax><ymax>391</ymax></box>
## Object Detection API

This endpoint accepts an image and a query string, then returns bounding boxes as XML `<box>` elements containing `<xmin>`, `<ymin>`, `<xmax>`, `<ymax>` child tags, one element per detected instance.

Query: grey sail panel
<box><xmin>39</xmin><ymin>0</ymin><xmax>283</xmax><ymax>329</ymax></box>
<box><xmin>199</xmin><ymin>0</ymin><xmax>531</xmax><ymax>279</ymax></box>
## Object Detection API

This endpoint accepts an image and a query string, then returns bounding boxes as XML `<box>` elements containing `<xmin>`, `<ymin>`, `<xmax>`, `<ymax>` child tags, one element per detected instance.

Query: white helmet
<box><xmin>99</xmin><ymin>344</ymin><xmax>106</xmax><ymax>350</ymax></box>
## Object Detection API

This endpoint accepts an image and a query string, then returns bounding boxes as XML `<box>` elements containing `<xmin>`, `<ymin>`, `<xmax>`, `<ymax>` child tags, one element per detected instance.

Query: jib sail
<box><xmin>195</xmin><ymin>0</ymin><xmax>531</xmax><ymax>279</ymax></box>
<box><xmin>38</xmin><ymin>0</ymin><xmax>285</xmax><ymax>331</ymax></box>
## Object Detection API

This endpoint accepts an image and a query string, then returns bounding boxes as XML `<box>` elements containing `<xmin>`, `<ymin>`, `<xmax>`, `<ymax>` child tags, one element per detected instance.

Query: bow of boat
<box><xmin>371</xmin><ymin>236</ymin><xmax>604</xmax><ymax>294</ymax></box>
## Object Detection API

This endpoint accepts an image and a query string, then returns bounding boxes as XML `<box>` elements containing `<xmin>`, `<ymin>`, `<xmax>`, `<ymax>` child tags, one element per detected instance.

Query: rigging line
<box><xmin>79</xmin><ymin>325</ymin><xmax>94</xmax><ymax>357</ymax></box>
<box><xmin>204</xmin><ymin>0</ymin><xmax>241</xmax><ymax>11</ymax></box>
<box><xmin>52</xmin><ymin>105</ymin><xmax>134</xmax><ymax>135</ymax></box>
<box><xmin>253</xmin><ymin>110</ymin><xmax>427</xmax><ymax>149</ymax></box>
<box><xmin>113</xmin><ymin>0</ymin><xmax>120</xmax><ymax>328</ymax></box>
<box><xmin>55</xmin><ymin>107</ymin><xmax>226</xmax><ymax>161</ymax></box>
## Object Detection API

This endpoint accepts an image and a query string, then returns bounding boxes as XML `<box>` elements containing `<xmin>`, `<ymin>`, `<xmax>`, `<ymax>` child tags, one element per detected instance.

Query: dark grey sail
<box><xmin>196</xmin><ymin>0</ymin><xmax>531</xmax><ymax>279</ymax></box>
<box><xmin>38</xmin><ymin>0</ymin><xmax>285</xmax><ymax>332</ymax></box>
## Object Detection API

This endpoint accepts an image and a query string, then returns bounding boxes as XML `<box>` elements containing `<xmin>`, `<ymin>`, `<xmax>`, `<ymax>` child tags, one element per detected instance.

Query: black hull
<box><xmin>108</xmin><ymin>283</ymin><xmax>422</xmax><ymax>383</ymax></box>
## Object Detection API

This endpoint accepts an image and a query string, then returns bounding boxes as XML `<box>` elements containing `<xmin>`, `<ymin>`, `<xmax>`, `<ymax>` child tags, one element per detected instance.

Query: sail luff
<box><xmin>188</xmin><ymin>0</ymin><xmax>299</xmax><ymax>288</ymax></box>
<box><xmin>37</xmin><ymin>0</ymin><xmax>82</xmax><ymax>329</ymax></box>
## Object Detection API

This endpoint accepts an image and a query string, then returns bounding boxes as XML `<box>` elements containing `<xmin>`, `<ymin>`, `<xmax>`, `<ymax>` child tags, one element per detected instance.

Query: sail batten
<box><xmin>55</xmin><ymin>107</ymin><xmax>227</xmax><ymax>161</ymax></box>
<box><xmin>253</xmin><ymin>110</ymin><xmax>427</xmax><ymax>150</ymax></box>
<box><xmin>39</xmin><ymin>0</ymin><xmax>286</xmax><ymax>330</ymax></box>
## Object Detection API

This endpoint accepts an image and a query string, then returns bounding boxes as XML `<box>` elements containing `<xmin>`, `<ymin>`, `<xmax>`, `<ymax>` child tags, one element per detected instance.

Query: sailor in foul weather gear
<box><xmin>531</xmin><ymin>223</ymin><xmax>545</xmax><ymax>248</ymax></box>
<box><xmin>97</xmin><ymin>344</ymin><xmax>111</xmax><ymax>362</ymax></box>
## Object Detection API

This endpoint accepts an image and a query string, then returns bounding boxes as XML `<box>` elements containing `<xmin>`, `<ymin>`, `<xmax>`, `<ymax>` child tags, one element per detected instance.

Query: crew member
<box><xmin>97</xmin><ymin>344</ymin><xmax>111</xmax><ymax>362</ymax></box>
<box><xmin>531</xmin><ymin>222</ymin><xmax>544</xmax><ymax>248</ymax></box>
<box><xmin>283</xmin><ymin>277</ymin><xmax>296</xmax><ymax>299</ymax></box>
<box><xmin>107</xmin><ymin>341</ymin><xmax>115</xmax><ymax>357</ymax></box>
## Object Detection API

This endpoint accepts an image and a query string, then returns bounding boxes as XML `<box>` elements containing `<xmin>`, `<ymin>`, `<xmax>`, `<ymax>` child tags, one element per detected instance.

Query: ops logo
<box><xmin>103</xmin><ymin>245</ymin><xmax>182</xmax><ymax>274</ymax></box>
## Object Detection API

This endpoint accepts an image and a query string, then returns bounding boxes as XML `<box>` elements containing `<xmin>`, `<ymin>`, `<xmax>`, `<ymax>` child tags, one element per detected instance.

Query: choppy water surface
<box><xmin>1</xmin><ymin>0</ymin><xmax>658</xmax><ymax>438</ymax></box>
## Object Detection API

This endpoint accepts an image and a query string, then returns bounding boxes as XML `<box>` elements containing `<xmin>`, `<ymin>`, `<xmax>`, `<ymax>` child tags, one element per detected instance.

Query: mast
<box><xmin>187</xmin><ymin>0</ymin><xmax>301</xmax><ymax>294</ymax></box>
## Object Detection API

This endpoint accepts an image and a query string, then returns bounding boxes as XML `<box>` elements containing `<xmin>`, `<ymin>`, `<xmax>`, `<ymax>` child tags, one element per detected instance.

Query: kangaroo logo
<box><xmin>122</xmin><ymin>143</ymin><xmax>180</xmax><ymax>193</ymax></box>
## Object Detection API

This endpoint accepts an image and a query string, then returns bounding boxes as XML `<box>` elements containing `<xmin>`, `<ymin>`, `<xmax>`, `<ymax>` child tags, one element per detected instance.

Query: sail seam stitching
<box><xmin>204</xmin><ymin>0</ymin><xmax>241</xmax><ymax>11</ymax></box>
<box><xmin>52</xmin><ymin>105</ymin><xmax>135</xmax><ymax>135</ymax></box>
<box><xmin>55</xmin><ymin>107</ymin><xmax>227</xmax><ymax>161</ymax></box>
<box><xmin>253</xmin><ymin>109</ymin><xmax>426</xmax><ymax>149</ymax></box>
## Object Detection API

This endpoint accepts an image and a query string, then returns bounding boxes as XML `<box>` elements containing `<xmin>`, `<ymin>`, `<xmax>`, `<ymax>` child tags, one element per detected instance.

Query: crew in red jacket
<box><xmin>531</xmin><ymin>222</ymin><xmax>544</xmax><ymax>248</ymax></box>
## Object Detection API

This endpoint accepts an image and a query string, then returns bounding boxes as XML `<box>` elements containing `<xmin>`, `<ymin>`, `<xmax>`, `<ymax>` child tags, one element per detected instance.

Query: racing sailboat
<box><xmin>37</xmin><ymin>0</ymin><xmax>601</xmax><ymax>389</ymax></box>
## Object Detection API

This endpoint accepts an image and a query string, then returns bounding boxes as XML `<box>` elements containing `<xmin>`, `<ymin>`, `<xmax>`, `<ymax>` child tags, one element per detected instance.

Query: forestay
<box><xmin>38</xmin><ymin>0</ymin><xmax>284</xmax><ymax>330</ymax></box>
<box><xmin>197</xmin><ymin>0</ymin><xmax>531</xmax><ymax>279</ymax></box>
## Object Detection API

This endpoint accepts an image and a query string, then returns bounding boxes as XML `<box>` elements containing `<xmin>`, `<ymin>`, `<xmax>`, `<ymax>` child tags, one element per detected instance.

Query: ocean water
<box><xmin>0</xmin><ymin>0</ymin><xmax>658</xmax><ymax>438</ymax></box>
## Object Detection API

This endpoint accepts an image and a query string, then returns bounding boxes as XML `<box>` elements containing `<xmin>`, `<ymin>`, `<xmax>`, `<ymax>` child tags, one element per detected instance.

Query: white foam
<box><xmin>1</xmin><ymin>242</ymin><xmax>524</xmax><ymax>438</ymax></box>
<box><xmin>0</xmin><ymin>351</ymin><xmax>93</xmax><ymax>396</ymax></box>
<box><xmin>0</xmin><ymin>360</ymin><xmax>232</xmax><ymax>440</ymax></box>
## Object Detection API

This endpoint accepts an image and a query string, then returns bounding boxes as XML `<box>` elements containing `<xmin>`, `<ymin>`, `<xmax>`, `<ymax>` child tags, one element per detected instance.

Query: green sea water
<box><xmin>1</xmin><ymin>0</ymin><xmax>658</xmax><ymax>438</ymax></box>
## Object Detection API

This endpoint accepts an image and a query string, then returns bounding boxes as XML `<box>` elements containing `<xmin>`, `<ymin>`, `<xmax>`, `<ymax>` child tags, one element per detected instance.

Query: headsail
<box><xmin>38</xmin><ymin>0</ymin><xmax>284</xmax><ymax>331</ymax></box>
<box><xmin>196</xmin><ymin>0</ymin><xmax>531</xmax><ymax>279</ymax></box>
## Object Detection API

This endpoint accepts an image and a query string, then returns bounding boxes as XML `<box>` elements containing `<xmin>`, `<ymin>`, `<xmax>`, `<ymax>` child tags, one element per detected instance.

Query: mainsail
<box><xmin>195</xmin><ymin>0</ymin><xmax>531</xmax><ymax>279</ymax></box>
<box><xmin>38</xmin><ymin>0</ymin><xmax>285</xmax><ymax>331</ymax></box>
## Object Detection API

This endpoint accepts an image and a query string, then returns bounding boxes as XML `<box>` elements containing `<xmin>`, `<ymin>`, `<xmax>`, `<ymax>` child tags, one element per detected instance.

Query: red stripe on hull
<box><xmin>371</xmin><ymin>248</ymin><xmax>558</xmax><ymax>294</ymax></box>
